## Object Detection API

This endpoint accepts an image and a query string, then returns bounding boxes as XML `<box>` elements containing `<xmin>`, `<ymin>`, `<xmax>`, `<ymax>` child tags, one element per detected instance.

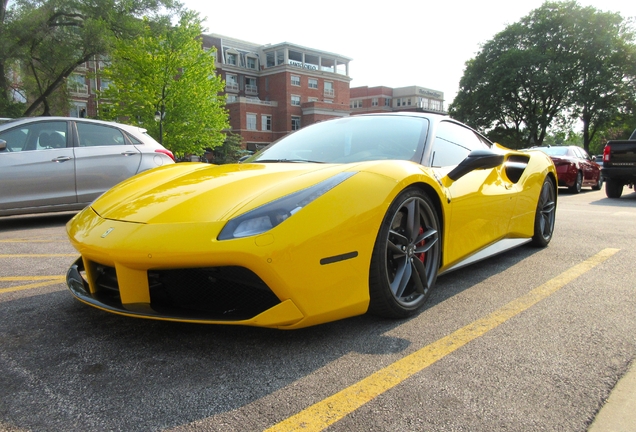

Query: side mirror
<box><xmin>447</xmin><ymin>149</ymin><xmax>504</xmax><ymax>181</ymax></box>
<box><xmin>0</xmin><ymin>139</ymin><xmax>6</xmax><ymax>151</ymax></box>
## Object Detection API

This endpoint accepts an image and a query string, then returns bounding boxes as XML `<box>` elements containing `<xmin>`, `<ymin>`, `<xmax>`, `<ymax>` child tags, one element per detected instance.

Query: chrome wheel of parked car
<box><xmin>369</xmin><ymin>188</ymin><xmax>441</xmax><ymax>318</ymax></box>
<box><xmin>569</xmin><ymin>171</ymin><xmax>582</xmax><ymax>194</ymax></box>
<box><xmin>531</xmin><ymin>177</ymin><xmax>556</xmax><ymax>247</ymax></box>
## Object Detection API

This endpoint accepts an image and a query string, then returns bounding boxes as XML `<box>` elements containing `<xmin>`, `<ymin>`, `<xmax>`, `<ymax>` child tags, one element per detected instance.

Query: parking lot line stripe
<box><xmin>0</xmin><ymin>277</ymin><xmax>66</xmax><ymax>293</ymax></box>
<box><xmin>266</xmin><ymin>248</ymin><xmax>620</xmax><ymax>432</ymax></box>
<box><xmin>0</xmin><ymin>254</ymin><xmax>77</xmax><ymax>258</ymax></box>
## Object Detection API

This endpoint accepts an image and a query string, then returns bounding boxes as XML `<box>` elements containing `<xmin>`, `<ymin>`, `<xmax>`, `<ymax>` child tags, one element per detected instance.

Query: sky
<box><xmin>180</xmin><ymin>0</ymin><xmax>636</xmax><ymax>106</ymax></box>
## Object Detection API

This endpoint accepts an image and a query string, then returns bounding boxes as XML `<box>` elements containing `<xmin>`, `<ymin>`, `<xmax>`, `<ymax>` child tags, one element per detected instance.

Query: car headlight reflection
<box><xmin>218</xmin><ymin>171</ymin><xmax>356</xmax><ymax>240</ymax></box>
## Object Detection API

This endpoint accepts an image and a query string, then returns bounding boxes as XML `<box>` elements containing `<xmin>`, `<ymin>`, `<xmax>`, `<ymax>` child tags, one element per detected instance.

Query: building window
<box><xmin>291</xmin><ymin>75</ymin><xmax>300</xmax><ymax>86</ymax></box>
<box><xmin>266</xmin><ymin>52</ymin><xmax>275</xmax><ymax>67</ymax></box>
<box><xmin>385</xmin><ymin>98</ymin><xmax>391</xmax><ymax>106</ymax></box>
<box><xmin>276</xmin><ymin>50</ymin><xmax>284</xmax><ymax>65</ymax></box>
<box><xmin>291</xmin><ymin>116</ymin><xmax>301</xmax><ymax>131</ymax></box>
<box><xmin>261</xmin><ymin>115</ymin><xmax>271</xmax><ymax>131</ymax></box>
<box><xmin>68</xmin><ymin>74</ymin><xmax>87</xmax><ymax>95</ymax></box>
<box><xmin>226</xmin><ymin>95</ymin><xmax>237</xmax><ymax>103</ymax></box>
<box><xmin>291</xmin><ymin>95</ymin><xmax>301</xmax><ymax>106</ymax></box>
<box><xmin>407</xmin><ymin>98</ymin><xmax>412</xmax><ymax>106</ymax></box>
<box><xmin>225</xmin><ymin>74</ymin><xmax>238</xmax><ymax>92</ymax></box>
<box><xmin>247</xmin><ymin>57</ymin><xmax>257</xmax><ymax>69</ymax></box>
<box><xmin>308</xmin><ymin>78</ymin><xmax>318</xmax><ymax>89</ymax></box>
<box><xmin>308</xmin><ymin>97</ymin><xmax>319</xmax><ymax>102</ymax></box>
<box><xmin>247</xmin><ymin>114</ymin><xmax>257</xmax><ymax>130</ymax></box>
<box><xmin>350</xmin><ymin>100</ymin><xmax>362</xmax><ymax>109</ymax></box>
<box><xmin>372</xmin><ymin>98</ymin><xmax>378</xmax><ymax>106</ymax></box>
<box><xmin>324</xmin><ymin>81</ymin><xmax>334</xmax><ymax>97</ymax></box>
<box><xmin>226</xmin><ymin>52</ymin><xmax>237</xmax><ymax>65</ymax></box>
<box><xmin>245</xmin><ymin>77</ymin><xmax>257</xmax><ymax>94</ymax></box>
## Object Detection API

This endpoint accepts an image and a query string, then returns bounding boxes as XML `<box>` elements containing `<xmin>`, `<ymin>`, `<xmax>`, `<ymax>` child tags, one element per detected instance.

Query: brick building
<box><xmin>202</xmin><ymin>34</ymin><xmax>352</xmax><ymax>151</ymax></box>
<box><xmin>62</xmin><ymin>35</ymin><xmax>446</xmax><ymax>152</ymax></box>
<box><xmin>349</xmin><ymin>85</ymin><xmax>445</xmax><ymax>115</ymax></box>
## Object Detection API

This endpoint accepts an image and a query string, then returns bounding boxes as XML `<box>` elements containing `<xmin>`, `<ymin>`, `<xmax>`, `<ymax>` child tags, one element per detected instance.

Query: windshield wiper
<box><xmin>257</xmin><ymin>159</ymin><xmax>325</xmax><ymax>163</ymax></box>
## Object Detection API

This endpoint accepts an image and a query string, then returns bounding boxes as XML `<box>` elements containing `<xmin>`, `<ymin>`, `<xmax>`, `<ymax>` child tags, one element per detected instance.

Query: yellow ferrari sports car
<box><xmin>66</xmin><ymin>113</ymin><xmax>557</xmax><ymax>329</ymax></box>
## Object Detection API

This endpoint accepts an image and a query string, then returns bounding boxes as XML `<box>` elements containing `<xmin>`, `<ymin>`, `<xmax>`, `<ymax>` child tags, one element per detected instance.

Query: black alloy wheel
<box><xmin>368</xmin><ymin>188</ymin><xmax>441</xmax><ymax>318</ymax></box>
<box><xmin>569</xmin><ymin>171</ymin><xmax>583</xmax><ymax>194</ymax></box>
<box><xmin>531</xmin><ymin>177</ymin><xmax>556</xmax><ymax>247</ymax></box>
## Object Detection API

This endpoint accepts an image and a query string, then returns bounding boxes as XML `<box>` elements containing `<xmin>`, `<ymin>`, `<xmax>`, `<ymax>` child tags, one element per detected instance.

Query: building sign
<box><xmin>289</xmin><ymin>60</ymin><xmax>319</xmax><ymax>71</ymax></box>
<box><xmin>418</xmin><ymin>88</ymin><xmax>443</xmax><ymax>99</ymax></box>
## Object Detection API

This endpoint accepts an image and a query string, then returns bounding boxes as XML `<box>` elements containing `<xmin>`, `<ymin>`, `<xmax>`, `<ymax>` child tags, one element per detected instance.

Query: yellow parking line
<box><xmin>0</xmin><ymin>276</ymin><xmax>66</xmax><ymax>293</ymax></box>
<box><xmin>0</xmin><ymin>238</ymin><xmax>68</xmax><ymax>243</ymax></box>
<box><xmin>0</xmin><ymin>254</ymin><xmax>77</xmax><ymax>258</ymax></box>
<box><xmin>266</xmin><ymin>248</ymin><xmax>620</xmax><ymax>432</ymax></box>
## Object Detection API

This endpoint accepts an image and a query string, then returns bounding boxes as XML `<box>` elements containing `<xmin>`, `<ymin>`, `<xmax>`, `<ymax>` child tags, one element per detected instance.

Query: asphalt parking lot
<box><xmin>1</xmin><ymin>188</ymin><xmax>635</xmax><ymax>431</ymax></box>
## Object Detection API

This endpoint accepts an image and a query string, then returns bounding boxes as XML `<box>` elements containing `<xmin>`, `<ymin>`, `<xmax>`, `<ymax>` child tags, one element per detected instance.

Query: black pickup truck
<box><xmin>601</xmin><ymin>128</ymin><xmax>636</xmax><ymax>198</ymax></box>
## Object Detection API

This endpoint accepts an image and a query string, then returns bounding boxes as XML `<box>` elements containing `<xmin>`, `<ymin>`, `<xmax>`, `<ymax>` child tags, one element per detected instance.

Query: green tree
<box><xmin>99</xmin><ymin>11</ymin><xmax>228</xmax><ymax>156</ymax></box>
<box><xmin>210</xmin><ymin>133</ymin><xmax>244</xmax><ymax>164</ymax></box>
<box><xmin>0</xmin><ymin>0</ymin><xmax>180</xmax><ymax>117</ymax></box>
<box><xmin>450</xmin><ymin>1</ymin><xmax>636</xmax><ymax>151</ymax></box>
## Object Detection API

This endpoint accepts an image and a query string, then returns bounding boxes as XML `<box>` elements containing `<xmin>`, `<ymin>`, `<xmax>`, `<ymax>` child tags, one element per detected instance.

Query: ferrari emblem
<box><xmin>101</xmin><ymin>228</ymin><xmax>115</xmax><ymax>238</ymax></box>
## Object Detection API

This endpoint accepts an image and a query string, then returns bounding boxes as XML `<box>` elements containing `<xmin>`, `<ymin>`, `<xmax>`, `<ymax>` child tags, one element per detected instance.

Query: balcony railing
<box><xmin>324</xmin><ymin>88</ymin><xmax>334</xmax><ymax>97</ymax></box>
<box><xmin>225</xmin><ymin>82</ymin><xmax>239</xmax><ymax>92</ymax></box>
<box><xmin>245</xmin><ymin>84</ymin><xmax>258</xmax><ymax>95</ymax></box>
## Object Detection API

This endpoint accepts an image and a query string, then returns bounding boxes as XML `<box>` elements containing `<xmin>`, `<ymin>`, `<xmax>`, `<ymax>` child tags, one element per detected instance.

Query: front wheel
<box><xmin>592</xmin><ymin>175</ymin><xmax>603</xmax><ymax>191</ymax></box>
<box><xmin>531</xmin><ymin>177</ymin><xmax>556</xmax><ymax>247</ymax></box>
<box><xmin>368</xmin><ymin>188</ymin><xmax>441</xmax><ymax>318</ymax></box>
<box><xmin>605</xmin><ymin>178</ymin><xmax>623</xmax><ymax>198</ymax></box>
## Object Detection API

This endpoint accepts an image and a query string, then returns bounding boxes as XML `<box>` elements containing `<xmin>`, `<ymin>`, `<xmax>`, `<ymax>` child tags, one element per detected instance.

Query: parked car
<box><xmin>601</xmin><ymin>128</ymin><xmax>636</xmax><ymax>198</ymax></box>
<box><xmin>534</xmin><ymin>145</ymin><xmax>602</xmax><ymax>193</ymax></box>
<box><xmin>0</xmin><ymin>117</ymin><xmax>175</xmax><ymax>217</ymax></box>
<box><xmin>66</xmin><ymin>113</ymin><xmax>557</xmax><ymax>329</ymax></box>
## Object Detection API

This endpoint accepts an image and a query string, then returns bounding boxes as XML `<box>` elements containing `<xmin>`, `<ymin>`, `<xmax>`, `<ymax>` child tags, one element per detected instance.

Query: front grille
<box><xmin>148</xmin><ymin>267</ymin><xmax>281</xmax><ymax>320</ymax></box>
<box><xmin>92</xmin><ymin>264</ymin><xmax>122</xmax><ymax>307</ymax></box>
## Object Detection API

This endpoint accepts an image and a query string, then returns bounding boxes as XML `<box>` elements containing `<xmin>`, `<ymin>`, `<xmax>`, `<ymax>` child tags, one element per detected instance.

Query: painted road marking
<box><xmin>266</xmin><ymin>248</ymin><xmax>620</xmax><ymax>432</ymax></box>
<box><xmin>0</xmin><ymin>276</ymin><xmax>66</xmax><ymax>294</ymax></box>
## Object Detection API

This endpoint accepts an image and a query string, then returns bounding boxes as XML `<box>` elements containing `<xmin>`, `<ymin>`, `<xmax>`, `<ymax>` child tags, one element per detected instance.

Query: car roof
<box><xmin>0</xmin><ymin>116</ymin><xmax>148</xmax><ymax>135</ymax></box>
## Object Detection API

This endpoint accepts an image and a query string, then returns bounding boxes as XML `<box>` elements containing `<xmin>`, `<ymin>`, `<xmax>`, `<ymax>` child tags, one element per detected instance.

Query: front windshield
<box><xmin>250</xmin><ymin>116</ymin><xmax>429</xmax><ymax>164</ymax></box>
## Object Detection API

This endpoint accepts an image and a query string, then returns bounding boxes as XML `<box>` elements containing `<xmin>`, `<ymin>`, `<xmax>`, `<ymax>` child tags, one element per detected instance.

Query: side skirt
<box><xmin>439</xmin><ymin>238</ymin><xmax>532</xmax><ymax>276</ymax></box>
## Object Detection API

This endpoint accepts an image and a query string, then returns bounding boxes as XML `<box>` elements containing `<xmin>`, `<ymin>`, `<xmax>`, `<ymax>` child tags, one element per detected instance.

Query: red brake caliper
<box><xmin>416</xmin><ymin>226</ymin><xmax>426</xmax><ymax>262</ymax></box>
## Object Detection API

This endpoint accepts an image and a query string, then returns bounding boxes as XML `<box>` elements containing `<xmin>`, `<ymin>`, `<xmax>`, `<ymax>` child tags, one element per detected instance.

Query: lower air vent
<box><xmin>148</xmin><ymin>267</ymin><xmax>281</xmax><ymax>320</ymax></box>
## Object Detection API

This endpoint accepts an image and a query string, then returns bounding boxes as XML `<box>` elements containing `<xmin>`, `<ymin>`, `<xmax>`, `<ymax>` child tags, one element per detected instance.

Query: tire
<box><xmin>531</xmin><ymin>177</ymin><xmax>556</xmax><ymax>247</ymax></box>
<box><xmin>569</xmin><ymin>171</ymin><xmax>582</xmax><ymax>194</ymax></box>
<box><xmin>605</xmin><ymin>178</ymin><xmax>623</xmax><ymax>198</ymax></box>
<box><xmin>592</xmin><ymin>175</ymin><xmax>603</xmax><ymax>191</ymax></box>
<box><xmin>368</xmin><ymin>188</ymin><xmax>441</xmax><ymax>318</ymax></box>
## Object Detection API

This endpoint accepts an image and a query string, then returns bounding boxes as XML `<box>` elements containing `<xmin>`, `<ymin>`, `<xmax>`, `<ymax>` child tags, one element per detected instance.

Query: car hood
<box><xmin>91</xmin><ymin>162</ymin><xmax>358</xmax><ymax>224</ymax></box>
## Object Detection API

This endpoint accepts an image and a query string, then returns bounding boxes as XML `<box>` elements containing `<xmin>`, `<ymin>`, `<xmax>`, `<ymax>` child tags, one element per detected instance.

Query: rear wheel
<box><xmin>531</xmin><ymin>177</ymin><xmax>556</xmax><ymax>247</ymax></box>
<box><xmin>605</xmin><ymin>178</ymin><xmax>623</xmax><ymax>198</ymax></box>
<box><xmin>368</xmin><ymin>188</ymin><xmax>441</xmax><ymax>318</ymax></box>
<box><xmin>569</xmin><ymin>171</ymin><xmax>582</xmax><ymax>194</ymax></box>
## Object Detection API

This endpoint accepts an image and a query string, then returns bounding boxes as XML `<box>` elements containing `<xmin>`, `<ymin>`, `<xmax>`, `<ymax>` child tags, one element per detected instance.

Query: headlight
<box><xmin>218</xmin><ymin>172</ymin><xmax>356</xmax><ymax>240</ymax></box>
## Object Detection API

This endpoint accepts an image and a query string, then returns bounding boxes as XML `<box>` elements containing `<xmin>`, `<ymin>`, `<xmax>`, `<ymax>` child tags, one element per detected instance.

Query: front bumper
<box><xmin>66</xmin><ymin>257</ymin><xmax>306</xmax><ymax>327</ymax></box>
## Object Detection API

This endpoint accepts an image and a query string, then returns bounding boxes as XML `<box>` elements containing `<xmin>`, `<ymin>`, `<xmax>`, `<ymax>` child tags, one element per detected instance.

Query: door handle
<box><xmin>121</xmin><ymin>151</ymin><xmax>138</xmax><ymax>156</ymax></box>
<box><xmin>51</xmin><ymin>156</ymin><xmax>72</xmax><ymax>162</ymax></box>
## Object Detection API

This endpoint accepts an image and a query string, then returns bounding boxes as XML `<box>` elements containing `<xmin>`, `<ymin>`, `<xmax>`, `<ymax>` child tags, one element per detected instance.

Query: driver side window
<box><xmin>430</xmin><ymin>121</ymin><xmax>490</xmax><ymax>167</ymax></box>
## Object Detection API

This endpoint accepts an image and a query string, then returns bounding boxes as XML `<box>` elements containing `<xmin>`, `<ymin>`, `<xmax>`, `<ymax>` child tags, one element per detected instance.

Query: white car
<box><xmin>0</xmin><ymin>117</ymin><xmax>175</xmax><ymax>217</ymax></box>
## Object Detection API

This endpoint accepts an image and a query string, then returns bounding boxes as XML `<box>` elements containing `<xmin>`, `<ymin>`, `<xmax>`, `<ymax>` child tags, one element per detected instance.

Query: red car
<box><xmin>536</xmin><ymin>146</ymin><xmax>602</xmax><ymax>193</ymax></box>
